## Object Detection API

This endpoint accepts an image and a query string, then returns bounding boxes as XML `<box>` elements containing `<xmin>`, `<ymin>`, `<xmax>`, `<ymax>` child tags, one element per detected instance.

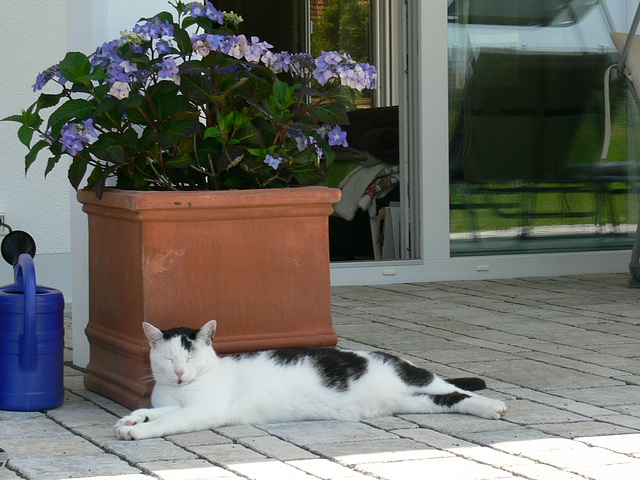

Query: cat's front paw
<box><xmin>114</xmin><ymin>410</ymin><xmax>152</xmax><ymax>439</ymax></box>
<box><xmin>114</xmin><ymin>423</ymin><xmax>152</xmax><ymax>440</ymax></box>
<box><xmin>115</xmin><ymin>410</ymin><xmax>150</xmax><ymax>429</ymax></box>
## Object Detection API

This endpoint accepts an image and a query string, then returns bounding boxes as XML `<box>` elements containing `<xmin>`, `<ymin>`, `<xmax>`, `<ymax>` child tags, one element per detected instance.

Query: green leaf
<box><xmin>179</xmin><ymin>73</ymin><xmax>216</xmax><ymax>104</ymax></box>
<box><xmin>44</xmin><ymin>154</ymin><xmax>62</xmax><ymax>177</ymax></box>
<box><xmin>148</xmin><ymin>81</ymin><xmax>182</xmax><ymax>118</ymax></box>
<box><xmin>141</xmin><ymin>11</ymin><xmax>173</xmax><ymax>23</ymax></box>
<box><xmin>93</xmin><ymin>96</ymin><xmax>121</xmax><ymax>120</ymax></box>
<box><xmin>204</xmin><ymin>127</ymin><xmax>222</xmax><ymax>139</ymax></box>
<box><xmin>86</xmin><ymin>165</ymin><xmax>103</xmax><ymax>188</ymax></box>
<box><xmin>37</xmin><ymin>92</ymin><xmax>66</xmax><ymax>110</ymax></box>
<box><xmin>119</xmin><ymin>94</ymin><xmax>144</xmax><ymax>111</ymax></box>
<box><xmin>3</xmin><ymin>105</ymin><xmax>43</xmax><ymax>130</ymax></box>
<box><xmin>194</xmin><ymin>16</ymin><xmax>215</xmax><ymax>31</ymax></box>
<box><xmin>181</xmin><ymin>16</ymin><xmax>198</xmax><ymax>29</ymax></box>
<box><xmin>323</xmin><ymin>159</ymin><xmax>360</xmax><ymax>188</ymax></box>
<box><xmin>173</xmin><ymin>25</ymin><xmax>193</xmax><ymax>53</ymax></box>
<box><xmin>138</xmin><ymin>127</ymin><xmax>160</xmax><ymax>150</ymax></box>
<box><xmin>68</xmin><ymin>156</ymin><xmax>88</xmax><ymax>190</ymax></box>
<box><xmin>158</xmin><ymin>119</ymin><xmax>201</xmax><ymax>148</ymax></box>
<box><xmin>90</xmin><ymin>65</ymin><xmax>108</xmax><ymax>82</ymax></box>
<box><xmin>2</xmin><ymin>113</ymin><xmax>27</xmax><ymax>123</ymax></box>
<box><xmin>291</xmin><ymin>164</ymin><xmax>324</xmax><ymax>186</ymax></box>
<box><xmin>92</xmin><ymin>83</ymin><xmax>110</xmax><ymax>101</ymax></box>
<box><xmin>58</xmin><ymin>52</ymin><xmax>92</xmax><ymax>85</ymax></box>
<box><xmin>272</xmin><ymin>79</ymin><xmax>296</xmax><ymax>107</ymax></box>
<box><xmin>106</xmin><ymin>144</ymin><xmax>125</xmax><ymax>164</ymax></box>
<box><xmin>178</xmin><ymin>59</ymin><xmax>209</xmax><ymax>76</ymax></box>
<box><xmin>94</xmin><ymin>164</ymin><xmax>121</xmax><ymax>199</ymax></box>
<box><xmin>164</xmin><ymin>154</ymin><xmax>193</xmax><ymax>169</ymax></box>
<box><xmin>331</xmin><ymin>85</ymin><xmax>357</xmax><ymax>108</ymax></box>
<box><xmin>24</xmin><ymin>139</ymin><xmax>51</xmax><ymax>173</ymax></box>
<box><xmin>47</xmin><ymin>99</ymin><xmax>94</xmax><ymax>135</ymax></box>
<box><xmin>307</xmin><ymin>101</ymin><xmax>348</xmax><ymax>125</ymax></box>
<box><xmin>18</xmin><ymin>125</ymin><xmax>35</xmax><ymax>148</ymax></box>
<box><xmin>235</xmin><ymin>123</ymin><xmax>264</xmax><ymax>147</ymax></box>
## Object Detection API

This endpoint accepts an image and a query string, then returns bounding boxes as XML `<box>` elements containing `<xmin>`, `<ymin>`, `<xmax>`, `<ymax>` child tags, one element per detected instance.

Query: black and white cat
<box><xmin>114</xmin><ymin>321</ymin><xmax>507</xmax><ymax>440</ymax></box>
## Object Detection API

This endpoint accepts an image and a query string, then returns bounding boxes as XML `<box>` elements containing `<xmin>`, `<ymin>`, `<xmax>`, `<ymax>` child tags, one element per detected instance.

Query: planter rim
<box><xmin>77</xmin><ymin>186</ymin><xmax>341</xmax><ymax>211</ymax></box>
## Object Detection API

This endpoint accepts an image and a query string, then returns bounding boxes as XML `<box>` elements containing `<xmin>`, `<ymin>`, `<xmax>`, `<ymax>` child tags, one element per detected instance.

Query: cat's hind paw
<box><xmin>479</xmin><ymin>398</ymin><xmax>507</xmax><ymax>420</ymax></box>
<box><xmin>464</xmin><ymin>396</ymin><xmax>507</xmax><ymax>420</ymax></box>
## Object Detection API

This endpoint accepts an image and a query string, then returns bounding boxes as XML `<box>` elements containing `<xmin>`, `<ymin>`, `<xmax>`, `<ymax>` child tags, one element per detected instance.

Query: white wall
<box><xmin>0</xmin><ymin>1</ymin><xmax>72</xmax><ymax>299</ymax></box>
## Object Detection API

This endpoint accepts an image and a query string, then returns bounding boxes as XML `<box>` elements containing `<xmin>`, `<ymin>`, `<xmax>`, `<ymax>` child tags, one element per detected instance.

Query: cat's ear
<box><xmin>198</xmin><ymin>320</ymin><xmax>217</xmax><ymax>346</ymax></box>
<box><xmin>142</xmin><ymin>322</ymin><xmax>164</xmax><ymax>348</ymax></box>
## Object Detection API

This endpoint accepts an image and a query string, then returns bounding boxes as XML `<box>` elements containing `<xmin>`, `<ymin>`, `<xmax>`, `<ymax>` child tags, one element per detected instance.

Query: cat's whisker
<box><xmin>139</xmin><ymin>374</ymin><xmax>156</xmax><ymax>385</ymax></box>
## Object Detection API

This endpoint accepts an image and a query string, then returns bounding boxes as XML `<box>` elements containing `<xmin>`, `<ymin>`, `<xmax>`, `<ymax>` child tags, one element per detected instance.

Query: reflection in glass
<box><xmin>449</xmin><ymin>0</ymin><xmax>640</xmax><ymax>255</ymax></box>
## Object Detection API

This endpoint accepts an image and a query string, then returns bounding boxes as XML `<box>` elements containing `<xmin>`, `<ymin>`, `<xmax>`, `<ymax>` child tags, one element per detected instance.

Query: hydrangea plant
<box><xmin>4</xmin><ymin>1</ymin><xmax>376</xmax><ymax>197</ymax></box>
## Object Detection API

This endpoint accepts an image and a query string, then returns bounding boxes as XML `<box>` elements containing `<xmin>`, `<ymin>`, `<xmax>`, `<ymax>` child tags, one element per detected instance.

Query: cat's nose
<box><xmin>175</xmin><ymin>369</ymin><xmax>184</xmax><ymax>379</ymax></box>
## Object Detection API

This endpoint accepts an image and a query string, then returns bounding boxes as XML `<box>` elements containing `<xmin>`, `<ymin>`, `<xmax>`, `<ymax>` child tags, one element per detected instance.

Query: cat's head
<box><xmin>142</xmin><ymin>320</ymin><xmax>218</xmax><ymax>386</ymax></box>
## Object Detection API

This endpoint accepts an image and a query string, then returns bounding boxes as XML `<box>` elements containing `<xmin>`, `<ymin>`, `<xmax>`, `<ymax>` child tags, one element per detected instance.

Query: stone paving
<box><xmin>1</xmin><ymin>273</ymin><xmax>640</xmax><ymax>479</ymax></box>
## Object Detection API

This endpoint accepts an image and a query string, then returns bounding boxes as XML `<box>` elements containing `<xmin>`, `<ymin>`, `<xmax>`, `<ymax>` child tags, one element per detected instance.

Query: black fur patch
<box><xmin>371</xmin><ymin>352</ymin><xmax>434</xmax><ymax>387</ymax></box>
<box><xmin>162</xmin><ymin>327</ymin><xmax>198</xmax><ymax>351</ymax></box>
<box><xmin>448</xmin><ymin>377</ymin><xmax>486</xmax><ymax>391</ymax></box>
<box><xmin>430</xmin><ymin>392</ymin><xmax>471</xmax><ymax>407</ymax></box>
<box><xmin>269</xmin><ymin>348</ymin><xmax>369</xmax><ymax>391</ymax></box>
<box><xmin>229</xmin><ymin>351</ymin><xmax>260</xmax><ymax>360</ymax></box>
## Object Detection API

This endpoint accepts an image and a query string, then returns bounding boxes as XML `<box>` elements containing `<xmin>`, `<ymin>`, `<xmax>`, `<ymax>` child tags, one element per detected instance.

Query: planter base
<box><xmin>79</xmin><ymin>187</ymin><xmax>340</xmax><ymax>410</ymax></box>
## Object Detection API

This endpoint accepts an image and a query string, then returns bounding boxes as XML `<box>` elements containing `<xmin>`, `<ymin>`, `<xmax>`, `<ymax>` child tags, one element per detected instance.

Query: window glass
<box><xmin>448</xmin><ymin>0</ymin><xmax>640</xmax><ymax>255</ymax></box>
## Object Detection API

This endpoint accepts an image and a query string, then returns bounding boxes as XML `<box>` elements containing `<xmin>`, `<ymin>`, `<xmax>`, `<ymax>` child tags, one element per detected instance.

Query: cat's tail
<box><xmin>447</xmin><ymin>377</ymin><xmax>486</xmax><ymax>391</ymax></box>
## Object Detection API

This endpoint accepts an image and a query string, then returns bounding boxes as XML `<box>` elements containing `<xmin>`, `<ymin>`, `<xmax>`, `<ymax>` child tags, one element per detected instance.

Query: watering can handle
<box><xmin>15</xmin><ymin>253</ymin><xmax>37</xmax><ymax>371</ymax></box>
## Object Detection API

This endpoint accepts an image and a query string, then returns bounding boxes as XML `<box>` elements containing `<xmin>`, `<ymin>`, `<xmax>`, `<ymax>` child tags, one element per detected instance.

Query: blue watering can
<box><xmin>0</xmin><ymin>229</ymin><xmax>65</xmax><ymax>411</ymax></box>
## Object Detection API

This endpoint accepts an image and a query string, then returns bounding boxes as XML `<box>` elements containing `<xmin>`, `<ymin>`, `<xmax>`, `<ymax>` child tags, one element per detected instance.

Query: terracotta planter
<box><xmin>78</xmin><ymin>186</ymin><xmax>341</xmax><ymax>409</ymax></box>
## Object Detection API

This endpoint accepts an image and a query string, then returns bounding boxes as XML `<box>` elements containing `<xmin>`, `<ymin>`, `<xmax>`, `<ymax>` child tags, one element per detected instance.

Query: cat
<box><xmin>114</xmin><ymin>320</ymin><xmax>507</xmax><ymax>440</ymax></box>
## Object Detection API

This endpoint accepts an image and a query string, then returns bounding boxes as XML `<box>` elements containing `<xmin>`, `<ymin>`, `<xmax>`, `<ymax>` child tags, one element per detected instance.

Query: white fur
<box><xmin>114</xmin><ymin>320</ymin><xmax>506</xmax><ymax>440</ymax></box>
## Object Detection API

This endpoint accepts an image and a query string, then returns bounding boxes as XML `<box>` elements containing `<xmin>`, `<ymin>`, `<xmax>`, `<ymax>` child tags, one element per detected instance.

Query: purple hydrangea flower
<box><xmin>147</xmin><ymin>22</ymin><xmax>162</xmax><ymax>39</ymax></box>
<box><xmin>288</xmin><ymin>128</ymin><xmax>324</xmax><ymax>160</ymax></box>
<box><xmin>156</xmin><ymin>40</ymin><xmax>171</xmax><ymax>55</ymax></box>
<box><xmin>32</xmin><ymin>65</ymin><xmax>61</xmax><ymax>92</ymax></box>
<box><xmin>106</xmin><ymin>63</ymin><xmax>131</xmax><ymax>83</ymax></box>
<box><xmin>228</xmin><ymin>35</ymin><xmax>250</xmax><ymax>59</ymax></box>
<box><xmin>193</xmin><ymin>39</ymin><xmax>210</xmax><ymax>57</ymax></box>
<box><xmin>59</xmin><ymin>119</ymin><xmax>98</xmax><ymax>156</ymax></box>
<box><xmin>245</xmin><ymin>37</ymin><xmax>273</xmax><ymax>63</ymax></box>
<box><xmin>289</xmin><ymin>53</ymin><xmax>315</xmax><ymax>77</ymax></box>
<box><xmin>311</xmin><ymin>51</ymin><xmax>377</xmax><ymax>90</ymax></box>
<box><xmin>160</xmin><ymin>21</ymin><xmax>174</xmax><ymax>37</ymax></box>
<box><xmin>204</xmin><ymin>2</ymin><xmax>225</xmax><ymax>24</ymax></box>
<box><xmin>158</xmin><ymin>57</ymin><xmax>179</xmax><ymax>78</ymax></box>
<box><xmin>190</xmin><ymin>3</ymin><xmax>205</xmax><ymax>17</ymax></box>
<box><xmin>327</xmin><ymin>126</ymin><xmax>348</xmax><ymax>147</ymax></box>
<box><xmin>264</xmin><ymin>154</ymin><xmax>283</xmax><ymax>170</ymax></box>
<box><xmin>108</xmin><ymin>81</ymin><xmax>130</xmax><ymax>99</ymax></box>
<box><xmin>340</xmin><ymin>63</ymin><xmax>377</xmax><ymax>91</ymax></box>
<box><xmin>312</xmin><ymin>51</ymin><xmax>344</xmax><ymax>85</ymax></box>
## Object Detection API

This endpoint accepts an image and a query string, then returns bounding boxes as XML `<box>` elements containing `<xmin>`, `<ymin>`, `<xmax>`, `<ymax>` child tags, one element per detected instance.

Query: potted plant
<box><xmin>4</xmin><ymin>0</ymin><xmax>376</xmax><ymax>409</ymax></box>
